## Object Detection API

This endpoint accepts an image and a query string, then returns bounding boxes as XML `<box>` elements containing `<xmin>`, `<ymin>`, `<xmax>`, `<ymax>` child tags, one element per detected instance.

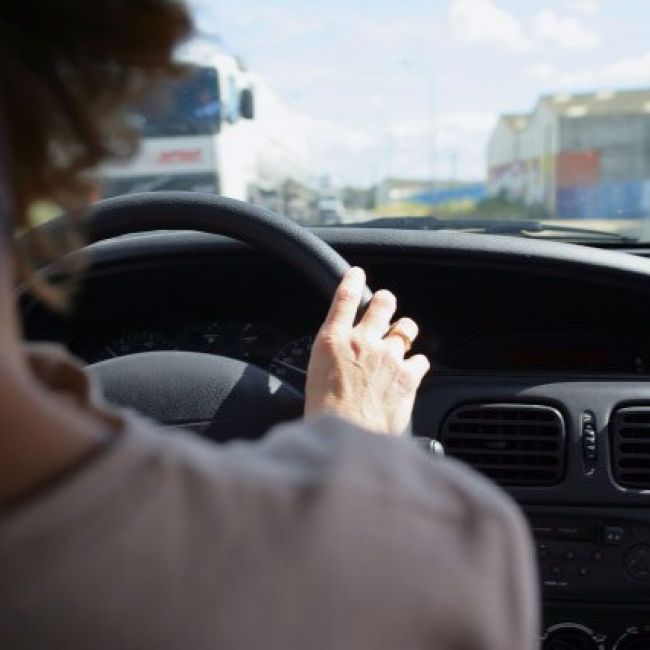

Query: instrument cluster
<box><xmin>71</xmin><ymin>318</ymin><xmax>316</xmax><ymax>391</ymax></box>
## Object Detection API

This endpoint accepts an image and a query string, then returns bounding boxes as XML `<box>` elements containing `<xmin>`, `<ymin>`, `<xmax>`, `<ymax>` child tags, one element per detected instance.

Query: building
<box><xmin>486</xmin><ymin>114</ymin><xmax>529</xmax><ymax>200</ymax></box>
<box><xmin>487</xmin><ymin>88</ymin><xmax>650</xmax><ymax>219</ymax></box>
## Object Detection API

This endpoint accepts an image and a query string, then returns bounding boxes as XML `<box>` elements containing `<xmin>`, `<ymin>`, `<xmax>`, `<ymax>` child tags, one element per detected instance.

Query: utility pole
<box><xmin>401</xmin><ymin>59</ymin><xmax>437</xmax><ymax>215</ymax></box>
<box><xmin>428</xmin><ymin>88</ymin><xmax>437</xmax><ymax>215</ymax></box>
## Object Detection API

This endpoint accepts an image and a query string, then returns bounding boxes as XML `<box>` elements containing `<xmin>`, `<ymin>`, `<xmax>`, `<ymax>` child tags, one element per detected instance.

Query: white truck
<box><xmin>99</xmin><ymin>41</ymin><xmax>317</xmax><ymax>222</ymax></box>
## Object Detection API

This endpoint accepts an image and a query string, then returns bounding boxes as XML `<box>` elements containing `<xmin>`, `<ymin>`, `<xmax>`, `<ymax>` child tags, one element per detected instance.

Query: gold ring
<box><xmin>386</xmin><ymin>324</ymin><xmax>414</xmax><ymax>353</ymax></box>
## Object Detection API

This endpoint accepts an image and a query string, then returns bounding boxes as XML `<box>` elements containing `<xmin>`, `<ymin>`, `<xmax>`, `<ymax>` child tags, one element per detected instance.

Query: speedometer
<box><xmin>98</xmin><ymin>330</ymin><xmax>174</xmax><ymax>361</ymax></box>
<box><xmin>269</xmin><ymin>335</ymin><xmax>314</xmax><ymax>391</ymax></box>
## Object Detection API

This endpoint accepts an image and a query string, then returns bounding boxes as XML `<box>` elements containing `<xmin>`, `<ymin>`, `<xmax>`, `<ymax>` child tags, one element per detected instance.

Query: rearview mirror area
<box><xmin>240</xmin><ymin>88</ymin><xmax>255</xmax><ymax>120</ymax></box>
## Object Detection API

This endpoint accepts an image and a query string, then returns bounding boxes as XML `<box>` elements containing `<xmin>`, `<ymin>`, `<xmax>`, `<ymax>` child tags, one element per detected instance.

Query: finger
<box><xmin>383</xmin><ymin>318</ymin><xmax>419</xmax><ymax>356</ymax></box>
<box><xmin>358</xmin><ymin>289</ymin><xmax>397</xmax><ymax>337</ymax></box>
<box><xmin>321</xmin><ymin>267</ymin><xmax>366</xmax><ymax>334</ymax></box>
<box><xmin>403</xmin><ymin>354</ymin><xmax>431</xmax><ymax>385</ymax></box>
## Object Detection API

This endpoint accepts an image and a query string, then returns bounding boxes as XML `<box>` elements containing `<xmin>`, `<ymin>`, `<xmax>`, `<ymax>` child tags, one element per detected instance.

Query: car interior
<box><xmin>19</xmin><ymin>192</ymin><xmax>650</xmax><ymax>649</ymax></box>
<box><xmin>15</xmin><ymin>1</ymin><xmax>650</xmax><ymax>648</ymax></box>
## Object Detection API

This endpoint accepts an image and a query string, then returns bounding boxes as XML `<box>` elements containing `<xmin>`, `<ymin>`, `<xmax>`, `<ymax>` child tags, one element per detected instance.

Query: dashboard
<box><xmin>21</xmin><ymin>228</ymin><xmax>650</xmax><ymax>649</ymax></box>
<box><xmin>69</xmin><ymin>318</ymin><xmax>650</xmax><ymax>393</ymax></box>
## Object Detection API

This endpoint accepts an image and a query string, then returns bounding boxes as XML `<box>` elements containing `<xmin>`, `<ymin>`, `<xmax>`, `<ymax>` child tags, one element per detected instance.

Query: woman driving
<box><xmin>0</xmin><ymin>2</ymin><xmax>538</xmax><ymax>648</ymax></box>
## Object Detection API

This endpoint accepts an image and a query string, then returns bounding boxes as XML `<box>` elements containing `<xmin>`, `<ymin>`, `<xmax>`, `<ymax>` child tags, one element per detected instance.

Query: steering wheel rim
<box><xmin>54</xmin><ymin>191</ymin><xmax>371</xmax><ymax>441</ymax></box>
<box><xmin>72</xmin><ymin>191</ymin><xmax>372</xmax><ymax>306</ymax></box>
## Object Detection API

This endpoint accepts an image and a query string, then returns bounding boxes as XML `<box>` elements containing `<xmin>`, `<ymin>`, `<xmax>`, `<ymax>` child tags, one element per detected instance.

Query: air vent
<box><xmin>440</xmin><ymin>404</ymin><xmax>566</xmax><ymax>487</ymax></box>
<box><xmin>611</xmin><ymin>406</ymin><xmax>650</xmax><ymax>489</ymax></box>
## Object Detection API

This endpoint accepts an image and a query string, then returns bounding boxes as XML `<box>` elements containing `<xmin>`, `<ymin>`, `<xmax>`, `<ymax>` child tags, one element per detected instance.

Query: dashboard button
<box><xmin>581</xmin><ymin>412</ymin><xmax>598</xmax><ymax>474</ymax></box>
<box><xmin>625</xmin><ymin>545</ymin><xmax>650</xmax><ymax>581</ymax></box>
<box><xmin>542</xmin><ymin>623</ymin><xmax>604</xmax><ymax>650</ymax></box>
<box><xmin>602</xmin><ymin>526</ymin><xmax>625</xmax><ymax>545</ymax></box>
<box><xmin>614</xmin><ymin>627</ymin><xmax>650</xmax><ymax>649</ymax></box>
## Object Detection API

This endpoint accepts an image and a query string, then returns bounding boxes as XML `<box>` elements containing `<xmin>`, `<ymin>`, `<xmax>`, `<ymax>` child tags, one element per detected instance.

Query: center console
<box><xmin>528</xmin><ymin>508</ymin><xmax>650</xmax><ymax>649</ymax></box>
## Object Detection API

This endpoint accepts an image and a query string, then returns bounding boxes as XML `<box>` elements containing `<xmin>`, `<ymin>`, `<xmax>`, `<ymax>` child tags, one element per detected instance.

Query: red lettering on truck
<box><xmin>157</xmin><ymin>149</ymin><xmax>204</xmax><ymax>165</ymax></box>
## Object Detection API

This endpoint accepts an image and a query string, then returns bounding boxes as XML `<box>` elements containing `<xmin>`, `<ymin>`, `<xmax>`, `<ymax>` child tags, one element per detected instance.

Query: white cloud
<box><xmin>449</xmin><ymin>1</ymin><xmax>600</xmax><ymax>53</ymax></box>
<box><xmin>530</xmin><ymin>62</ymin><xmax>556</xmax><ymax>80</ymax></box>
<box><xmin>438</xmin><ymin>110</ymin><xmax>497</xmax><ymax>134</ymax></box>
<box><xmin>551</xmin><ymin>51</ymin><xmax>650</xmax><ymax>89</ymax></box>
<box><xmin>448</xmin><ymin>0</ymin><xmax>529</xmax><ymax>51</ymax></box>
<box><xmin>555</xmin><ymin>70</ymin><xmax>597</xmax><ymax>87</ymax></box>
<box><xmin>533</xmin><ymin>9</ymin><xmax>600</xmax><ymax>50</ymax></box>
<box><xmin>352</xmin><ymin>15</ymin><xmax>443</xmax><ymax>51</ymax></box>
<box><xmin>567</xmin><ymin>0</ymin><xmax>601</xmax><ymax>16</ymax></box>
<box><xmin>193</xmin><ymin>2</ymin><xmax>329</xmax><ymax>43</ymax></box>
<box><xmin>603</xmin><ymin>52</ymin><xmax>650</xmax><ymax>83</ymax></box>
<box><xmin>387</xmin><ymin>111</ymin><xmax>496</xmax><ymax>137</ymax></box>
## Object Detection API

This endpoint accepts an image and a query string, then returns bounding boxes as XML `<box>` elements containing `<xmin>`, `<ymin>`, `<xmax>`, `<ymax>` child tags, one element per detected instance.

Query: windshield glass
<box><xmin>138</xmin><ymin>66</ymin><xmax>222</xmax><ymax>138</ymax></box>
<box><xmin>95</xmin><ymin>0</ymin><xmax>650</xmax><ymax>242</ymax></box>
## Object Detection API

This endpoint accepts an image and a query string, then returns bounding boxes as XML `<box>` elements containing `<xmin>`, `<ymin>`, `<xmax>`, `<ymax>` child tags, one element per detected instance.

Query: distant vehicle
<box><xmin>317</xmin><ymin>196</ymin><xmax>345</xmax><ymax>225</ymax></box>
<box><xmin>98</xmin><ymin>41</ymin><xmax>317</xmax><ymax>222</ymax></box>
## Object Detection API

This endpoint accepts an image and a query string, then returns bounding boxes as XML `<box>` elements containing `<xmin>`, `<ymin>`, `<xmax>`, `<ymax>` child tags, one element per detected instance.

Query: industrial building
<box><xmin>487</xmin><ymin>88</ymin><xmax>650</xmax><ymax>219</ymax></box>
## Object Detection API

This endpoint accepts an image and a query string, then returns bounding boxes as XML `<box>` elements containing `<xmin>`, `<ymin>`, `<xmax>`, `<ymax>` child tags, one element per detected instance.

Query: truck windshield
<box><xmin>138</xmin><ymin>66</ymin><xmax>221</xmax><ymax>137</ymax></box>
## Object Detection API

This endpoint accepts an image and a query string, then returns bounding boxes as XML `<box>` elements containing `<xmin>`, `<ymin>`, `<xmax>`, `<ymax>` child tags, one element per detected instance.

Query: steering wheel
<box><xmin>53</xmin><ymin>191</ymin><xmax>371</xmax><ymax>442</ymax></box>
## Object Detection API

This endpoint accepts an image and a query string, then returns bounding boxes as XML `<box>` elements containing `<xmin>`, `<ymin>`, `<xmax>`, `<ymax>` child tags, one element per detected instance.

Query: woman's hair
<box><xmin>0</xmin><ymin>0</ymin><xmax>193</xmax><ymax>305</ymax></box>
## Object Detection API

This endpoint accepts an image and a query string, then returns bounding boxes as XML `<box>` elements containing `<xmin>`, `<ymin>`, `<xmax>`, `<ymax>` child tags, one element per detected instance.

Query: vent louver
<box><xmin>611</xmin><ymin>407</ymin><xmax>650</xmax><ymax>489</ymax></box>
<box><xmin>439</xmin><ymin>404</ymin><xmax>566</xmax><ymax>487</ymax></box>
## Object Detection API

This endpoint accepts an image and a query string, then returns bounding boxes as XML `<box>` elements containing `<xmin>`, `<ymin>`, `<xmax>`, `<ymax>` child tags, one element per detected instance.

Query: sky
<box><xmin>189</xmin><ymin>0</ymin><xmax>650</xmax><ymax>186</ymax></box>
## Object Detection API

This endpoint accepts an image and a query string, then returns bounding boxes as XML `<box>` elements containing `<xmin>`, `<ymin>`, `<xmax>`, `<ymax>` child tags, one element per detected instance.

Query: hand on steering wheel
<box><xmin>305</xmin><ymin>267</ymin><xmax>430</xmax><ymax>434</ymax></box>
<box><xmin>64</xmin><ymin>192</ymin><xmax>426</xmax><ymax>441</ymax></box>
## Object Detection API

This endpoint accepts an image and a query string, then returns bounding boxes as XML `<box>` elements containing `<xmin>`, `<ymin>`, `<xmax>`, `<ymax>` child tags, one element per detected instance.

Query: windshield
<box><xmin>95</xmin><ymin>1</ymin><xmax>650</xmax><ymax>243</ymax></box>
<box><xmin>137</xmin><ymin>66</ymin><xmax>222</xmax><ymax>138</ymax></box>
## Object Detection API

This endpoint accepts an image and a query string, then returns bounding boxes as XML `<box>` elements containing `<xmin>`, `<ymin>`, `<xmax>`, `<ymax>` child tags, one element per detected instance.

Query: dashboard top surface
<box><xmin>28</xmin><ymin>228</ymin><xmax>650</xmax><ymax>379</ymax></box>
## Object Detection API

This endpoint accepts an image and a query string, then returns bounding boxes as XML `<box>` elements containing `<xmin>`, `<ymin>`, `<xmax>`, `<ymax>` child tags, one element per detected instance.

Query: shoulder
<box><xmin>246</xmin><ymin>416</ymin><xmax>539</xmax><ymax>648</ymax></box>
<box><xmin>0</xmin><ymin>411</ymin><xmax>528</xmax><ymax>552</ymax></box>
<box><xmin>257</xmin><ymin>414</ymin><xmax>529</xmax><ymax>529</ymax></box>
<box><xmin>0</xmin><ymin>413</ymin><xmax>539</xmax><ymax>649</ymax></box>
<box><xmin>217</xmin><ymin>414</ymin><xmax>537</xmax><ymax>604</ymax></box>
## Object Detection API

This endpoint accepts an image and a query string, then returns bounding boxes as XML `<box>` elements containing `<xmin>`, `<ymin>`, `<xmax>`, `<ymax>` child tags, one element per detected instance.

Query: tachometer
<box><xmin>185</xmin><ymin>320</ymin><xmax>237</xmax><ymax>355</ymax></box>
<box><xmin>99</xmin><ymin>330</ymin><xmax>174</xmax><ymax>360</ymax></box>
<box><xmin>269</xmin><ymin>335</ymin><xmax>314</xmax><ymax>391</ymax></box>
<box><xmin>185</xmin><ymin>320</ymin><xmax>259</xmax><ymax>359</ymax></box>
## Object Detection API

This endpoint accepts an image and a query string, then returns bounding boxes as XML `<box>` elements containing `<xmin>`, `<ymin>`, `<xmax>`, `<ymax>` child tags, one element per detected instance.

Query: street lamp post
<box><xmin>400</xmin><ymin>58</ymin><xmax>438</xmax><ymax>214</ymax></box>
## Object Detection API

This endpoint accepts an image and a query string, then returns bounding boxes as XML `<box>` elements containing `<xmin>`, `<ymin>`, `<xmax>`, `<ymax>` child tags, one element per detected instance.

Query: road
<box><xmin>339</xmin><ymin>208</ymin><xmax>375</xmax><ymax>225</ymax></box>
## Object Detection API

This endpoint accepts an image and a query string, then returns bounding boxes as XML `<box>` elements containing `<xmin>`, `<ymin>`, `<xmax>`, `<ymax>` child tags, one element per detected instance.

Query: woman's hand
<box><xmin>305</xmin><ymin>267</ymin><xmax>430</xmax><ymax>435</ymax></box>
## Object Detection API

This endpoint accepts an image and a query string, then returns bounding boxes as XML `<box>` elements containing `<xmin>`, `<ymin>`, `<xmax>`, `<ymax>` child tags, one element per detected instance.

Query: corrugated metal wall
<box><xmin>557</xmin><ymin>181</ymin><xmax>650</xmax><ymax>219</ymax></box>
<box><xmin>556</xmin><ymin>115</ymin><xmax>650</xmax><ymax>218</ymax></box>
<box><xmin>557</xmin><ymin>150</ymin><xmax>600</xmax><ymax>188</ymax></box>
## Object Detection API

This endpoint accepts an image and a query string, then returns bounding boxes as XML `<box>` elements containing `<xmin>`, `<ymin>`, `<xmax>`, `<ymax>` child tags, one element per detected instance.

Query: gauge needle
<box><xmin>273</xmin><ymin>360</ymin><xmax>307</xmax><ymax>375</ymax></box>
<box><xmin>105</xmin><ymin>346</ymin><xmax>118</xmax><ymax>358</ymax></box>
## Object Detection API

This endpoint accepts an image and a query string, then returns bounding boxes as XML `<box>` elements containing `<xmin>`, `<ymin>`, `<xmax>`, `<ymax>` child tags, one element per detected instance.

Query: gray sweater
<box><xmin>0</xmin><ymin>349</ymin><xmax>539</xmax><ymax>649</ymax></box>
